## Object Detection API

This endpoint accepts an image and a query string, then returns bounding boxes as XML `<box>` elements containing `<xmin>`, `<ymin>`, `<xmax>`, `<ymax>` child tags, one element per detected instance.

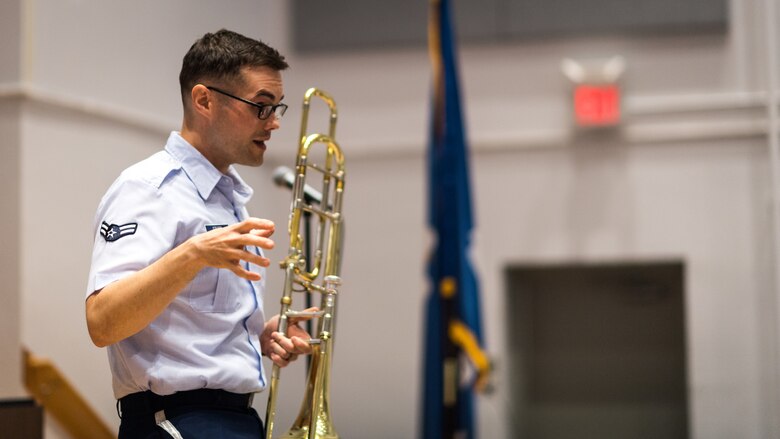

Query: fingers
<box><xmin>245</xmin><ymin>235</ymin><xmax>275</xmax><ymax>251</ymax></box>
<box><xmin>271</xmin><ymin>332</ymin><xmax>307</xmax><ymax>354</ymax></box>
<box><xmin>232</xmin><ymin>247</ymin><xmax>272</xmax><ymax>268</ymax></box>
<box><xmin>249</xmin><ymin>227</ymin><xmax>274</xmax><ymax>239</ymax></box>
<box><xmin>233</xmin><ymin>218</ymin><xmax>275</xmax><ymax>235</ymax></box>
<box><xmin>269</xmin><ymin>346</ymin><xmax>296</xmax><ymax>367</ymax></box>
<box><xmin>290</xmin><ymin>335</ymin><xmax>313</xmax><ymax>354</ymax></box>
<box><xmin>216</xmin><ymin>218</ymin><xmax>276</xmax><ymax>250</ymax></box>
<box><xmin>225</xmin><ymin>232</ymin><xmax>274</xmax><ymax>251</ymax></box>
<box><xmin>269</xmin><ymin>351</ymin><xmax>298</xmax><ymax>368</ymax></box>
<box><xmin>220</xmin><ymin>246</ymin><xmax>270</xmax><ymax>265</ymax></box>
<box><xmin>269</xmin><ymin>335</ymin><xmax>294</xmax><ymax>358</ymax></box>
<box><xmin>227</xmin><ymin>264</ymin><xmax>262</xmax><ymax>281</ymax></box>
<box><xmin>193</xmin><ymin>218</ymin><xmax>275</xmax><ymax>275</ymax></box>
<box><xmin>268</xmin><ymin>330</ymin><xmax>313</xmax><ymax>368</ymax></box>
<box><xmin>261</xmin><ymin>312</ymin><xmax>320</xmax><ymax>368</ymax></box>
<box><xmin>221</xmin><ymin>249</ymin><xmax>270</xmax><ymax>281</ymax></box>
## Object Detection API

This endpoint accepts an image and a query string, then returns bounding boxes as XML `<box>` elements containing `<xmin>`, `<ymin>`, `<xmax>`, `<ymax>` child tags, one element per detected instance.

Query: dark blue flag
<box><xmin>422</xmin><ymin>1</ymin><xmax>490</xmax><ymax>438</ymax></box>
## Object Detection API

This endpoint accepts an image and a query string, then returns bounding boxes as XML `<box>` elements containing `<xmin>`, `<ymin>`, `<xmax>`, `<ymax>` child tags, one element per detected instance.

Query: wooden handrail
<box><xmin>23</xmin><ymin>349</ymin><xmax>115</xmax><ymax>439</ymax></box>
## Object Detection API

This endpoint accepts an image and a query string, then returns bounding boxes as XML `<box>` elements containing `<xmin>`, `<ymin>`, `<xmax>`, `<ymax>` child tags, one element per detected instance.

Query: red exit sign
<box><xmin>573</xmin><ymin>84</ymin><xmax>621</xmax><ymax>127</ymax></box>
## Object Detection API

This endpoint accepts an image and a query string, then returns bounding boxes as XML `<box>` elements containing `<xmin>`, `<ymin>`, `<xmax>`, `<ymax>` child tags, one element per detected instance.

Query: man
<box><xmin>85</xmin><ymin>29</ymin><xmax>311</xmax><ymax>438</ymax></box>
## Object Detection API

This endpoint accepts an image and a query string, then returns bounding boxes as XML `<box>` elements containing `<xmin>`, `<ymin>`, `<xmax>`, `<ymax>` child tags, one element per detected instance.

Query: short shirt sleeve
<box><xmin>86</xmin><ymin>175</ymin><xmax>179</xmax><ymax>297</ymax></box>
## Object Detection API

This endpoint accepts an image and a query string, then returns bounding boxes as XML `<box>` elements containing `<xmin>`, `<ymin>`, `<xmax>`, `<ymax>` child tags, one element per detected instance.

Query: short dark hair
<box><xmin>179</xmin><ymin>29</ymin><xmax>288</xmax><ymax>105</ymax></box>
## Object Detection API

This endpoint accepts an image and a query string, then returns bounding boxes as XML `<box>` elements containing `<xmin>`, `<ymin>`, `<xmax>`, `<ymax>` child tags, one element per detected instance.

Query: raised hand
<box><xmin>189</xmin><ymin>218</ymin><xmax>275</xmax><ymax>280</ymax></box>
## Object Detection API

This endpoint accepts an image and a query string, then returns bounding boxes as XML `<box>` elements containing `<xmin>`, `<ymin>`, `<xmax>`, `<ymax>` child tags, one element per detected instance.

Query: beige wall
<box><xmin>0</xmin><ymin>98</ymin><xmax>24</xmax><ymax>400</ymax></box>
<box><xmin>2</xmin><ymin>0</ymin><xmax>778</xmax><ymax>438</ymax></box>
<box><xmin>0</xmin><ymin>0</ymin><xmax>25</xmax><ymax>400</ymax></box>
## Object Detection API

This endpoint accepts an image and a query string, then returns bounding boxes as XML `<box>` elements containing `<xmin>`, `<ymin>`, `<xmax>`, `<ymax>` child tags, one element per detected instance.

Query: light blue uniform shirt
<box><xmin>86</xmin><ymin>132</ymin><xmax>267</xmax><ymax>399</ymax></box>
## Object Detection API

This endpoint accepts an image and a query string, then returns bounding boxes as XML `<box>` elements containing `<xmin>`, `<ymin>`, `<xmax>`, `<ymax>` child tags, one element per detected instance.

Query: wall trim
<box><xmin>0</xmin><ymin>82</ymin><xmax>172</xmax><ymax>135</ymax></box>
<box><xmin>1</xmin><ymin>81</ymin><xmax>772</xmax><ymax>161</ymax></box>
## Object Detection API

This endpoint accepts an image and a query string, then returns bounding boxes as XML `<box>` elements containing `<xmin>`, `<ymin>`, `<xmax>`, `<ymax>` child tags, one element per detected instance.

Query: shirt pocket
<box><xmin>186</xmin><ymin>267</ymin><xmax>238</xmax><ymax>313</ymax></box>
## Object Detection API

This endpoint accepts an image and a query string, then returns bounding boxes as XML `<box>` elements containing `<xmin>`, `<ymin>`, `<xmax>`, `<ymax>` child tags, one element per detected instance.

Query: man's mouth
<box><xmin>253</xmin><ymin>140</ymin><xmax>267</xmax><ymax>150</ymax></box>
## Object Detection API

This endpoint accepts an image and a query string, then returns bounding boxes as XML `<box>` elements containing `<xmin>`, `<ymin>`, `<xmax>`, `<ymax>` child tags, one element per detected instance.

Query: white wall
<box><xmin>4</xmin><ymin>0</ymin><xmax>779</xmax><ymax>438</ymax></box>
<box><xmin>477</xmin><ymin>138</ymin><xmax>773</xmax><ymax>438</ymax></box>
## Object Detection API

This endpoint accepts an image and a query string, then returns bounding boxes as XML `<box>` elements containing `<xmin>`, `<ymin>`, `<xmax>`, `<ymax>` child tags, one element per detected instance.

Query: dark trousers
<box><xmin>117</xmin><ymin>389</ymin><xmax>263</xmax><ymax>439</ymax></box>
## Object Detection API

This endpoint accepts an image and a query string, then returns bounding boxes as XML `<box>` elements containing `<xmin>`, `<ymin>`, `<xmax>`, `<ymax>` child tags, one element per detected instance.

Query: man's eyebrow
<box><xmin>253</xmin><ymin>90</ymin><xmax>284</xmax><ymax>102</ymax></box>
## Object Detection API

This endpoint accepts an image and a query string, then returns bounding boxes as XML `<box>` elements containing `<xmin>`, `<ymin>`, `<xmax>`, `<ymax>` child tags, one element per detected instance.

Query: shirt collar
<box><xmin>164</xmin><ymin>132</ymin><xmax>253</xmax><ymax>205</ymax></box>
<box><xmin>225</xmin><ymin>166</ymin><xmax>253</xmax><ymax>207</ymax></box>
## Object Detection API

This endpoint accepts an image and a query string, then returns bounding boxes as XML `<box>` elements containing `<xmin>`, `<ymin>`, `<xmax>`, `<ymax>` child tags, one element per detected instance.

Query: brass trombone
<box><xmin>265</xmin><ymin>88</ymin><xmax>345</xmax><ymax>439</ymax></box>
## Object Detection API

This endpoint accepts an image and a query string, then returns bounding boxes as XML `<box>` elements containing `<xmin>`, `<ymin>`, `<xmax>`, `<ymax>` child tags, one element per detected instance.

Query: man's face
<box><xmin>208</xmin><ymin>66</ymin><xmax>284</xmax><ymax>172</ymax></box>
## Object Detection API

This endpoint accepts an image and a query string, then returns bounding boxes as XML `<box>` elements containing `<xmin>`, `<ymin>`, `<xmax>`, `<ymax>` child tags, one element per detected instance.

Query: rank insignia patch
<box><xmin>100</xmin><ymin>221</ymin><xmax>138</xmax><ymax>242</ymax></box>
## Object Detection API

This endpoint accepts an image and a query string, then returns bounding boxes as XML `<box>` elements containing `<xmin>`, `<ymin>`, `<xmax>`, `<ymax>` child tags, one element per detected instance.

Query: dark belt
<box><xmin>118</xmin><ymin>389</ymin><xmax>254</xmax><ymax>418</ymax></box>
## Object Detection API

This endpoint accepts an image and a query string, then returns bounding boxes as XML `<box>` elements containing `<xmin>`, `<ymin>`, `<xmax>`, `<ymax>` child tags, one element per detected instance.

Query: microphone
<box><xmin>272</xmin><ymin>166</ymin><xmax>323</xmax><ymax>205</ymax></box>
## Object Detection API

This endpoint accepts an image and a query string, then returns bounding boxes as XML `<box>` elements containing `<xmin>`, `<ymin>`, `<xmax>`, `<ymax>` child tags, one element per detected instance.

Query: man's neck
<box><xmin>180</xmin><ymin>124</ymin><xmax>228</xmax><ymax>174</ymax></box>
<box><xmin>179</xmin><ymin>125</ymin><xmax>201</xmax><ymax>151</ymax></box>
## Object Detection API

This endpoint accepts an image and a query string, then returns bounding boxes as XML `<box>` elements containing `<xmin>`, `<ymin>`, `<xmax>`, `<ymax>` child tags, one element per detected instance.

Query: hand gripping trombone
<box><xmin>264</xmin><ymin>88</ymin><xmax>345</xmax><ymax>439</ymax></box>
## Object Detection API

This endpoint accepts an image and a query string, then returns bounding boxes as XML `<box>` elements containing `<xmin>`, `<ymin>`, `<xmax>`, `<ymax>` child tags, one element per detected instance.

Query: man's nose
<box><xmin>264</xmin><ymin>114</ymin><xmax>281</xmax><ymax>131</ymax></box>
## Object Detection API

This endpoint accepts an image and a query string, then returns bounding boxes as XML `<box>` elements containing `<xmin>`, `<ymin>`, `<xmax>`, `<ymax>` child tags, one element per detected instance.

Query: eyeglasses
<box><xmin>206</xmin><ymin>86</ymin><xmax>288</xmax><ymax>120</ymax></box>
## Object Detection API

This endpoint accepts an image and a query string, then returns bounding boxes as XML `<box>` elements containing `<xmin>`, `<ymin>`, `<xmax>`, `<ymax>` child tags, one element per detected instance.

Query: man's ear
<box><xmin>190</xmin><ymin>84</ymin><xmax>212</xmax><ymax>117</ymax></box>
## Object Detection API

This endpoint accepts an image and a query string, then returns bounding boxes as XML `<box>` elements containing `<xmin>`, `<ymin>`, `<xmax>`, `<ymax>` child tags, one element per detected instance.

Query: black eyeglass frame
<box><xmin>206</xmin><ymin>86</ymin><xmax>288</xmax><ymax>120</ymax></box>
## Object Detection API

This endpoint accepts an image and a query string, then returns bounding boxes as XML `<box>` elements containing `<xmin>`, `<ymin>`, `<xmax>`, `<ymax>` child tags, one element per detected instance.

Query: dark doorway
<box><xmin>506</xmin><ymin>261</ymin><xmax>689</xmax><ymax>439</ymax></box>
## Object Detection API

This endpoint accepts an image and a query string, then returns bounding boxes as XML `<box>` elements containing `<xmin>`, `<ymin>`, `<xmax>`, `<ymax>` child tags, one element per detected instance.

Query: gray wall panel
<box><xmin>292</xmin><ymin>0</ymin><xmax>728</xmax><ymax>52</ymax></box>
